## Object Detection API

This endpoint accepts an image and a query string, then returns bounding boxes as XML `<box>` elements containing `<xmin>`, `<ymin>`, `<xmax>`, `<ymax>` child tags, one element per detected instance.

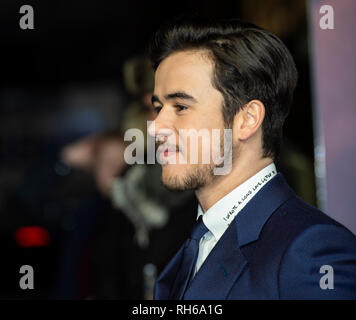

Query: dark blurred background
<box><xmin>0</xmin><ymin>0</ymin><xmax>317</xmax><ymax>299</ymax></box>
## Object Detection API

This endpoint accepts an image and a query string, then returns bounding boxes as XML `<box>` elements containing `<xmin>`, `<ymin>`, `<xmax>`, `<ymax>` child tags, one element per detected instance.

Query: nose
<box><xmin>147</xmin><ymin>107</ymin><xmax>175</xmax><ymax>141</ymax></box>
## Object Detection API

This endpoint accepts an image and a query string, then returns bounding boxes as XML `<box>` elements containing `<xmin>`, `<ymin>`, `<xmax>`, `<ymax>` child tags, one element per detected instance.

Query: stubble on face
<box><xmin>159</xmin><ymin>128</ymin><xmax>237</xmax><ymax>192</ymax></box>
<box><xmin>161</xmin><ymin>162</ymin><xmax>215</xmax><ymax>191</ymax></box>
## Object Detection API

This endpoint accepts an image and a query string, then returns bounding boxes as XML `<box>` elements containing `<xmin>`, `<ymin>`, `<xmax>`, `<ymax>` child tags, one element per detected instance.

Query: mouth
<box><xmin>164</xmin><ymin>149</ymin><xmax>177</xmax><ymax>157</ymax></box>
<box><xmin>157</xmin><ymin>145</ymin><xmax>179</xmax><ymax>162</ymax></box>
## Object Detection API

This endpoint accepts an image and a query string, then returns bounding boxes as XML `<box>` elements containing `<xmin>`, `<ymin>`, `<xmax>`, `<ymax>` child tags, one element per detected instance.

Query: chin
<box><xmin>161</xmin><ymin>163</ymin><xmax>214</xmax><ymax>191</ymax></box>
<box><xmin>161</xmin><ymin>164</ymin><xmax>188</xmax><ymax>191</ymax></box>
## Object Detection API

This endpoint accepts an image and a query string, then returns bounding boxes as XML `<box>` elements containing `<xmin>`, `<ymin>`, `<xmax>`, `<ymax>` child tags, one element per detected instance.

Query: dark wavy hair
<box><xmin>148</xmin><ymin>17</ymin><xmax>298</xmax><ymax>159</ymax></box>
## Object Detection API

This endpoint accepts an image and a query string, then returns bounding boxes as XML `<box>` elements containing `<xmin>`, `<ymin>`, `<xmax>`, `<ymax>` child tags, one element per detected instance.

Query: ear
<box><xmin>233</xmin><ymin>100</ymin><xmax>265</xmax><ymax>141</ymax></box>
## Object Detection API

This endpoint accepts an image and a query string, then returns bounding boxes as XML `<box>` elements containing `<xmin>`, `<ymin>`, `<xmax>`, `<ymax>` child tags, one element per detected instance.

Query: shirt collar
<box><xmin>197</xmin><ymin>162</ymin><xmax>277</xmax><ymax>241</ymax></box>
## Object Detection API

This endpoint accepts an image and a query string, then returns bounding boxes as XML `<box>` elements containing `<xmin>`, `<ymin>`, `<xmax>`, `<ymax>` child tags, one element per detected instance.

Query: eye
<box><xmin>153</xmin><ymin>106</ymin><xmax>162</xmax><ymax>114</ymax></box>
<box><xmin>175</xmin><ymin>104</ymin><xmax>188</xmax><ymax>112</ymax></box>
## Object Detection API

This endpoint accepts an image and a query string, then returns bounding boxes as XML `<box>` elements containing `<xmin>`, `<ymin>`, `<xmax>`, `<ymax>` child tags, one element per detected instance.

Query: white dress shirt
<box><xmin>193</xmin><ymin>162</ymin><xmax>277</xmax><ymax>277</ymax></box>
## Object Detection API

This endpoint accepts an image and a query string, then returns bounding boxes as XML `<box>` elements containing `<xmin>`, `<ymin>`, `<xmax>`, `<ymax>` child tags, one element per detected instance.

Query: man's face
<box><xmin>149</xmin><ymin>50</ymin><xmax>230</xmax><ymax>191</ymax></box>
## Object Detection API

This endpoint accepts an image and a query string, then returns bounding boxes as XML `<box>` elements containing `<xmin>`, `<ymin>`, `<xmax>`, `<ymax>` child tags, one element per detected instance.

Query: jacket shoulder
<box><xmin>262</xmin><ymin>195</ymin><xmax>353</xmax><ymax>243</ymax></box>
<box><xmin>243</xmin><ymin>195</ymin><xmax>356</xmax><ymax>299</ymax></box>
<box><xmin>265</xmin><ymin>196</ymin><xmax>356</xmax><ymax>299</ymax></box>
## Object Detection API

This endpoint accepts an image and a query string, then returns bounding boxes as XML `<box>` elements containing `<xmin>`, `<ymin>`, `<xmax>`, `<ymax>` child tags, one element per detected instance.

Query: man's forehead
<box><xmin>154</xmin><ymin>50</ymin><xmax>214</xmax><ymax>96</ymax></box>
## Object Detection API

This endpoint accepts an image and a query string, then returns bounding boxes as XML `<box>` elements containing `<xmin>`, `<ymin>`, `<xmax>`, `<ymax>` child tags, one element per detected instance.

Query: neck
<box><xmin>195</xmin><ymin>155</ymin><xmax>273</xmax><ymax>212</ymax></box>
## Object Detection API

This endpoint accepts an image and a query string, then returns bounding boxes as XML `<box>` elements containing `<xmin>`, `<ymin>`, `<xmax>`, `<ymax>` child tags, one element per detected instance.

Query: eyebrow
<box><xmin>151</xmin><ymin>91</ymin><xmax>198</xmax><ymax>105</ymax></box>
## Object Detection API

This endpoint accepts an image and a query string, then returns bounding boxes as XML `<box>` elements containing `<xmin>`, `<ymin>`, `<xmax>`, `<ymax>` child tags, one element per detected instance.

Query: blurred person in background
<box><xmin>60</xmin><ymin>56</ymin><xmax>196</xmax><ymax>299</ymax></box>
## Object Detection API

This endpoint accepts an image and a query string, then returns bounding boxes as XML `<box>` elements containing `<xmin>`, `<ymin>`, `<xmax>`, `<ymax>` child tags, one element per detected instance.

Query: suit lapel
<box><xmin>183</xmin><ymin>221</ymin><xmax>247</xmax><ymax>300</ymax></box>
<box><xmin>234</xmin><ymin>173</ymin><xmax>295</xmax><ymax>246</ymax></box>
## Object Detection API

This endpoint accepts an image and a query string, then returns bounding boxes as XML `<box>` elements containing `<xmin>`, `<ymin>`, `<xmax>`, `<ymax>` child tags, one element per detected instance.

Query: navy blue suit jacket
<box><xmin>154</xmin><ymin>173</ymin><xmax>356</xmax><ymax>299</ymax></box>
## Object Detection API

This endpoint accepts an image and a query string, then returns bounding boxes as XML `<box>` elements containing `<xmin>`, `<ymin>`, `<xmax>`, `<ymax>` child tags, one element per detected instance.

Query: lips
<box><xmin>164</xmin><ymin>149</ymin><xmax>177</xmax><ymax>156</ymax></box>
<box><xmin>157</xmin><ymin>145</ymin><xmax>179</xmax><ymax>161</ymax></box>
<box><xmin>160</xmin><ymin>146</ymin><xmax>177</xmax><ymax>156</ymax></box>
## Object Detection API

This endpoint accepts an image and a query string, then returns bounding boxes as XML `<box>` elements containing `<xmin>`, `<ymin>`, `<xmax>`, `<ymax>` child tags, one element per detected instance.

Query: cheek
<box><xmin>174</xmin><ymin>105</ymin><xmax>225</xmax><ymax>161</ymax></box>
<box><xmin>176</xmin><ymin>130</ymin><xmax>222</xmax><ymax>165</ymax></box>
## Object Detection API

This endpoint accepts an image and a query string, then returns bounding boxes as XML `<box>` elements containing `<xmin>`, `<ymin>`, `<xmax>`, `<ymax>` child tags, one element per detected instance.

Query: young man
<box><xmin>147</xmin><ymin>18</ymin><xmax>356</xmax><ymax>299</ymax></box>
